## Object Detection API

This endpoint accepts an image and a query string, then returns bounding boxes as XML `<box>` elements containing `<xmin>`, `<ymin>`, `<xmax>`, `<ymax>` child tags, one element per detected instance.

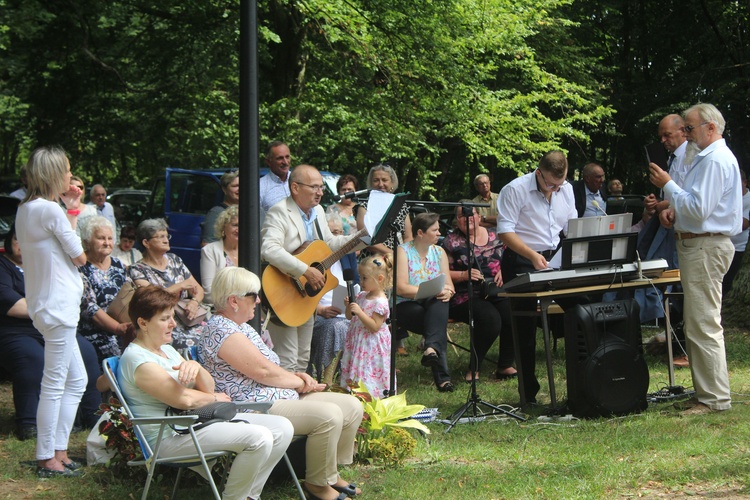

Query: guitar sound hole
<box><xmin>304</xmin><ymin>282</ymin><xmax>323</xmax><ymax>297</ymax></box>
<box><xmin>304</xmin><ymin>263</ymin><xmax>326</xmax><ymax>297</ymax></box>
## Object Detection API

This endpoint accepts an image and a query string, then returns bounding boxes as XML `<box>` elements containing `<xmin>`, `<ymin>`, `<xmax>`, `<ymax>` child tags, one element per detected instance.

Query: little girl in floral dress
<box><xmin>340</xmin><ymin>254</ymin><xmax>393</xmax><ymax>398</ymax></box>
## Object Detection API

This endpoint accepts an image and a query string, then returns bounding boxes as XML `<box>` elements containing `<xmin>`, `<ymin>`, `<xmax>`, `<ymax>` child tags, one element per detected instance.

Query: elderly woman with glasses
<box><xmin>128</xmin><ymin>218</ymin><xmax>205</xmax><ymax>349</ymax></box>
<box><xmin>202</xmin><ymin>170</ymin><xmax>239</xmax><ymax>246</ymax></box>
<box><xmin>199</xmin><ymin>267</ymin><xmax>364</xmax><ymax>500</ymax></box>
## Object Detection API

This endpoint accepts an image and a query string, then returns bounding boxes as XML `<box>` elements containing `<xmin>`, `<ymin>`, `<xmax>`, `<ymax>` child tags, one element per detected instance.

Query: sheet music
<box><xmin>362</xmin><ymin>190</ymin><xmax>395</xmax><ymax>245</ymax></box>
<box><xmin>331</xmin><ymin>284</ymin><xmax>360</xmax><ymax>314</ymax></box>
<box><xmin>547</xmin><ymin>249</ymin><xmax>562</xmax><ymax>269</ymax></box>
<box><xmin>414</xmin><ymin>273</ymin><xmax>446</xmax><ymax>300</ymax></box>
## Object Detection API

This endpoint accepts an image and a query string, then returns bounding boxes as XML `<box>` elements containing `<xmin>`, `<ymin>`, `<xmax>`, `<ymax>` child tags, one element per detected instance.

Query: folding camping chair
<box><xmin>103</xmin><ymin>356</ymin><xmax>305</xmax><ymax>500</ymax></box>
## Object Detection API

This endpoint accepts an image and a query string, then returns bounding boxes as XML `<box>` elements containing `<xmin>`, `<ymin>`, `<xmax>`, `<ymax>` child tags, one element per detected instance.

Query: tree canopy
<box><xmin>1</xmin><ymin>0</ymin><xmax>748</xmax><ymax>199</ymax></box>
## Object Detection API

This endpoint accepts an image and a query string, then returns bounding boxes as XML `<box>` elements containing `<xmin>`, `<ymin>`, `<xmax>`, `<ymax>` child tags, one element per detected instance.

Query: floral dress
<box><xmin>127</xmin><ymin>253</ymin><xmax>204</xmax><ymax>349</ymax></box>
<box><xmin>78</xmin><ymin>257</ymin><xmax>128</xmax><ymax>363</ymax></box>
<box><xmin>199</xmin><ymin>314</ymin><xmax>299</xmax><ymax>402</ymax></box>
<box><xmin>340</xmin><ymin>291</ymin><xmax>391</xmax><ymax>398</ymax></box>
<box><xmin>441</xmin><ymin>229</ymin><xmax>504</xmax><ymax>306</ymax></box>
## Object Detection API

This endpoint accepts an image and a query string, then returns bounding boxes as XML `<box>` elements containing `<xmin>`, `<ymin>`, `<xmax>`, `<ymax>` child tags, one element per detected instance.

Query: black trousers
<box><xmin>449</xmin><ymin>296</ymin><xmax>514</xmax><ymax>372</ymax></box>
<box><xmin>501</xmin><ymin>248</ymin><xmax>591</xmax><ymax>403</ymax></box>
<box><xmin>395</xmin><ymin>298</ymin><xmax>451</xmax><ymax>385</ymax></box>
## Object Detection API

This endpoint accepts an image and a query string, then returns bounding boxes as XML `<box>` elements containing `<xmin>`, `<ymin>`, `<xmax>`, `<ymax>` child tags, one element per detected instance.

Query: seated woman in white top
<box><xmin>118</xmin><ymin>285</ymin><xmax>293</xmax><ymax>500</ymax></box>
<box><xmin>200</xmin><ymin>205</ymin><xmax>239</xmax><ymax>305</ymax></box>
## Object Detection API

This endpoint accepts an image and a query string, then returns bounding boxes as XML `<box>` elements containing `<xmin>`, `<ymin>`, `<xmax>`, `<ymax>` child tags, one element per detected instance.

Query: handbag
<box><xmin>167</xmin><ymin>401</ymin><xmax>238</xmax><ymax>433</ymax></box>
<box><xmin>175</xmin><ymin>299</ymin><xmax>208</xmax><ymax>327</ymax></box>
<box><xmin>107</xmin><ymin>281</ymin><xmax>137</xmax><ymax>324</ymax></box>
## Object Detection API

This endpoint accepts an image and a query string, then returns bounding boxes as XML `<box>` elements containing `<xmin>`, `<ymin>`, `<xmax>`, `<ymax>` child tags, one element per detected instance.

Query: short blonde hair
<box><xmin>359</xmin><ymin>254</ymin><xmax>393</xmax><ymax>292</ymax></box>
<box><xmin>214</xmin><ymin>205</ymin><xmax>239</xmax><ymax>240</ymax></box>
<box><xmin>211</xmin><ymin>267</ymin><xmax>260</xmax><ymax>311</ymax></box>
<box><xmin>23</xmin><ymin>146</ymin><xmax>70</xmax><ymax>203</ymax></box>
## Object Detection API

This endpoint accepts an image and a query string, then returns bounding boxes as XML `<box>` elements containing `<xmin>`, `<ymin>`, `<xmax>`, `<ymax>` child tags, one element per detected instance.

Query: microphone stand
<box><xmin>444</xmin><ymin>204</ymin><xmax>526</xmax><ymax>431</ymax></box>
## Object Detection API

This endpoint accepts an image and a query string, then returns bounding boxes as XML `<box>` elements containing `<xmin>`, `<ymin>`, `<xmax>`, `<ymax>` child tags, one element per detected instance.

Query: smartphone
<box><xmin>644</xmin><ymin>142</ymin><xmax>669</xmax><ymax>171</ymax></box>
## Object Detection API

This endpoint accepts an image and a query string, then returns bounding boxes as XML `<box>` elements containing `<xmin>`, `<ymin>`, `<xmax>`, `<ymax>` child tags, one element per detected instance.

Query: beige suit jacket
<box><xmin>261</xmin><ymin>197</ymin><xmax>351</xmax><ymax>278</ymax></box>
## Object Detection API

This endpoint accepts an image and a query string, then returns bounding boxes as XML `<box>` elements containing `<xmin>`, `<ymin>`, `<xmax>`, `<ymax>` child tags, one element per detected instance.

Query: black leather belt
<box><xmin>538</xmin><ymin>249</ymin><xmax>555</xmax><ymax>260</ymax></box>
<box><xmin>674</xmin><ymin>232</ymin><xmax>720</xmax><ymax>240</ymax></box>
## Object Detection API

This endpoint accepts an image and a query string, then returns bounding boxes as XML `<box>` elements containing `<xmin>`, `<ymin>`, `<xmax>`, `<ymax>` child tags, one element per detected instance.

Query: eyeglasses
<box><xmin>244</xmin><ymin>292</ymin><xmax>258</xmax><ymax>301</ymax></box>
<box><xmin>149</xmin><ymin>233</ymin><xmax>172</xmax><ymax>241</ymax></box>
<box><xmin>295</xmin><ymin>182</ymin><xmax>326</xmax><ymax>193</ymax></box>
<box><xmin>537</xmin><ymin>169</ymin><xmax>568</xmax><ymax>191</ymax></box>
<box><xmin>683</xmin><ymin>122</ymin><xmax>708</xmax><ymax>133</ymax></box>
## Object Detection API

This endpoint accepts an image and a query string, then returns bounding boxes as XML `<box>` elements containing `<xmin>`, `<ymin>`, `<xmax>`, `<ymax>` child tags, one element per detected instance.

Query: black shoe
<box><xmin>332</xmin><ymin>482</ymin><xmax>358</xmax><ymax>497</ymax></box>
<box><xmin>63</xmin><ymin>459</ymin><xmax>83</xmax><ymax>471</ymax></box>
<box><xmin>437</xmin><ymin>381</ymin><xmax>455</xmax><ymax>393</ymax></box>
<box><xmin>420</xmin><ymin>351</ymin><xmax>439</xmax><ymax>368</ymax></box>
<box><xmin>36</xmin><ymin>466</ymin><xmax>83</xmax><ymax>478</ymax></box>
<box><xmin>16</xmin><ymin>425</ymin><xmax>37</xmax><ymax>441</ymax></box>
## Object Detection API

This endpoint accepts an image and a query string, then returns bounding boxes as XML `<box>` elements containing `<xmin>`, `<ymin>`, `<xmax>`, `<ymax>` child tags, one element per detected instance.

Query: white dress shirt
<box><xmin>496</xmin><ymin>171</ymin><xmax>577</xmax><ymax>252</ymax></box>
<box><xmin>663</xmin><ymin>138</ymin><xmax>742</xmax><ymax>236</ymax></box>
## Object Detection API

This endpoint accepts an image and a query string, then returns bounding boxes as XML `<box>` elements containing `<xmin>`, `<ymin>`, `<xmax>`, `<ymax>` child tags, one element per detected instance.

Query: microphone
<box><xmin>333</xmin><ymin>189</ymin><xmax>370</xmax><ymax>202</ymax></box>
<box><xmin>343</xmin><ymin>268</ymin><xmax>356</xmax><ymax>304</ymax></box>
<box><xmin>591</xmin><ymin>199</ymin><xmax>608</xmax><ymax>216</ymax></box>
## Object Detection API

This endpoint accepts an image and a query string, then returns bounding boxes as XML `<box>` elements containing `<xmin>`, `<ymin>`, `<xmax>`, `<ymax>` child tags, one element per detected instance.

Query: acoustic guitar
<box><xmin>262</xmin><ymin>229</ymin><xmax>367</xmax><ymax>327</ymax></box>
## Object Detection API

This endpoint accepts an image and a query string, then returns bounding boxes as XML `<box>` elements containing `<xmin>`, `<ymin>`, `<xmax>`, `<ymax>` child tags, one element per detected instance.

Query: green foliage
<box><xmin>1</xmin><ymin>0</ymin><xmax>611</xmax><ymax>198</ymax></box>
<box><xmin>350</xmin><ymin>382</ymin><xmax>429</xmax><ymax>465</ymax></box>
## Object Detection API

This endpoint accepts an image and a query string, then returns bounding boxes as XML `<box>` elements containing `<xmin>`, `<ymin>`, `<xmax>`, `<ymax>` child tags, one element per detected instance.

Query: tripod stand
<box><xmin>445</xmin><ymin>204</ymin><xmax>526</xmax><ymax>432</ymax></box>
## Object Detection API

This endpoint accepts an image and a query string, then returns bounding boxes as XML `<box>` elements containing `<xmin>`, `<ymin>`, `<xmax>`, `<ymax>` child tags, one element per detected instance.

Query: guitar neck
<box><xmin>320</xmin><ymin>229</ymin><xmax>367</xmax><ymax>270</ymax></box>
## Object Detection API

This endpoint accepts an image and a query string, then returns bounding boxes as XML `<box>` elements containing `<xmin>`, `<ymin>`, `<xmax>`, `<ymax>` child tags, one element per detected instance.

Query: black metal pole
<box><xmin>239</xmin><ymin>0</ymin><xmax>261</xmax><ymax>329</ymax></box>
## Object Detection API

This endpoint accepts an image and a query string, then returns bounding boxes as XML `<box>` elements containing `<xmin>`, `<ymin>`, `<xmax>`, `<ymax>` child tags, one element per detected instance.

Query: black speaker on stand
<box><xmin>564</xmin><ymin>299</ymin><xmax>649</xmax><ymax>418</ymax></box>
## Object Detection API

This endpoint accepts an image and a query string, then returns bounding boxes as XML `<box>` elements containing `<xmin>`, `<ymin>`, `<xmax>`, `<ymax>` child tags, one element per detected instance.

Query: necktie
<box><xmin>667</xmin><ymin>153</ymin><xmax>676</xmax><ymax>171</ymax></box>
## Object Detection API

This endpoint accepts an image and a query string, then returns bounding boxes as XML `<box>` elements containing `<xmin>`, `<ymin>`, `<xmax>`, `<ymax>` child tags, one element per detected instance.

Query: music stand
<box><xmin>444</xmin><ymin>204</ymin><xmax>526</xmax><ymax>431</ymax></box>
<box><xmin>359</xmin><ymin>192</ymin><xmax>408</xmax><ymax>397</ymax></box>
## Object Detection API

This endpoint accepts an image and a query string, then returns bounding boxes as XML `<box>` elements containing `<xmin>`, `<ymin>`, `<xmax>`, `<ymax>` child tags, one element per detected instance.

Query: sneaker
<box><xmin>37</xmin><ymin>466</ymin><xmax>83</xmax><ymax>478</ymax></box>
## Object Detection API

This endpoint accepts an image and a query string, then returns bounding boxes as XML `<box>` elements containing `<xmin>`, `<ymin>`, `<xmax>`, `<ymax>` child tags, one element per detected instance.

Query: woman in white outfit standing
<box><xmin>15</xmin><ymin>146</ymin><xmax>88</xmax><ymax>478</ymax></box>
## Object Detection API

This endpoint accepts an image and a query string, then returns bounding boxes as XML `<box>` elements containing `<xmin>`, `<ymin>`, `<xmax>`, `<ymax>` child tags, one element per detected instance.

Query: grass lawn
<box><xmin>2</xmin><ymin>319</ymin><xmax>750</xmax><ymax>499</ymax></box>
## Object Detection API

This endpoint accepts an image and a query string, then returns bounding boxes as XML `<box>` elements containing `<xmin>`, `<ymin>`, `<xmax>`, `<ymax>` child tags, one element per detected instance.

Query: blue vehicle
<box><xmin>146</xmin><ymin>168</ymin><xmax>340</xmax><ymax>284</ymax></box>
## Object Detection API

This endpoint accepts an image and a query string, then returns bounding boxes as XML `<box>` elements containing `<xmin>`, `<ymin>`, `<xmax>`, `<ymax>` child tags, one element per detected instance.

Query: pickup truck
<box><xmin>145</xmin><ymin>168</ymin><xmax>340</xmax><ymax>284</ymax></box>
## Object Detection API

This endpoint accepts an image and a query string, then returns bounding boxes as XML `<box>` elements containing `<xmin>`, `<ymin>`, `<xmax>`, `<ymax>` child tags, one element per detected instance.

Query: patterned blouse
<box><xmin>326</xmin><ymin>204</ymin><xmax>357</xmax><ymax>236</ymax></box>
<box><xmin>78</xmin><ymin>257</ymin><xmax>128</xmax><ymax>362</ymax></box>
<box><xmin>198</xmin><ymin>314</ymin><xmax>299</xmax><ymax>403</ymax></box>
<box><xmin>356</xmin><ymin>200</ymin><xmax>409</xmax><ymax>260</ymax></box>
<box><xmin>396</xmin><ymin>240</ymin><xmax>443</xmax><ymax>304</ymax></box>
<box><xmin>127</xmin><ymin>253</ymin><xmax>204</xmax><ymax>349</ymax></box>
<box><xmin>442</xmin><ymin>229</ymin><xmax>504</xmax><ymax>306</ymax></box>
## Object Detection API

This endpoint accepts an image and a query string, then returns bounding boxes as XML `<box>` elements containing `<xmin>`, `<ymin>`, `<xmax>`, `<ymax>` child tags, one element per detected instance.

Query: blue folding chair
<box><xmin>103</xmin><ymin>356</ymin><xmax>305</xmax><ymax>500</ymax></box>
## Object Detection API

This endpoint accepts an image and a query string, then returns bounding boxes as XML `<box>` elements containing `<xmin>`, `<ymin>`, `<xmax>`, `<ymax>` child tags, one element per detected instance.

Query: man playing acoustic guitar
<box><xmin>261</xmin><ymin>164</ymin><xmax>366</xmax><ymax>372</ymax></box>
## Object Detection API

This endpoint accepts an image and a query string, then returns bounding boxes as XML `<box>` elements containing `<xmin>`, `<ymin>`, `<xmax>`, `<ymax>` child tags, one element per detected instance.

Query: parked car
<box><xmin>107</xmin><ymin>188</ymin><xmax>151</xmax><ymax>228</ymax></box>
<box><xmin>146</xmin><ymin>168</ymin><xmax>340</xmax><ymax>284</ymax></box>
